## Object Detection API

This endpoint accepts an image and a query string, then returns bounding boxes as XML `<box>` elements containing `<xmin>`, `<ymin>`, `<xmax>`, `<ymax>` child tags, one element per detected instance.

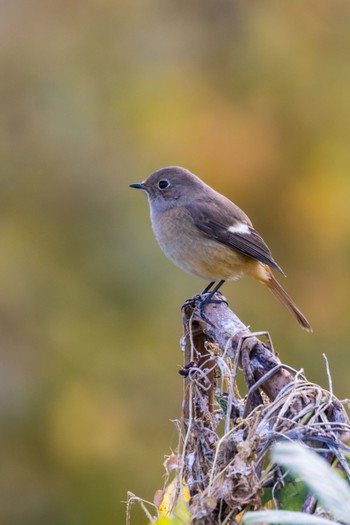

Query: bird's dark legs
<box><xmin>182</xmin><ymin>280</ymin><xmax>228</xmax><ymax>325</ymax></box>
<box><xmin>199</xmin><ymin>280</ymin><xmax>227</xmax><ymax>319</ymax></box>
<box><xmin>201</xmin><ymin>281</ymin><xmax>215</xmax><ymax>294</ymax></box>
<box><xmin>201</xmin><ymin>279</ymin><xmax>226</xmax><ymax>304</ymax></box>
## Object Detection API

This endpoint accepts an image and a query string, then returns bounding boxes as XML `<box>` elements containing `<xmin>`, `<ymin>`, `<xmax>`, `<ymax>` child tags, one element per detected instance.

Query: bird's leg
<box><xmin>182</xmin><ymin>281</ymin><xmax>216</xmax><ymax>310</ymax></box>
<box><xmin>200</xmin><ymin>281</ymin><xmax>215</xmax><ymax>295</ymax></box>
<box><xmin>182</xmin><ymin>281</ymin><xmax>228</xmax><ymax>326</ymax></box>
<box><xmin>202</xmin><ymin>280</ymin><xmax>226</xmax><ymax>302</ymax></box>
<box><xmin>199</xmin><ymin>280</ymin><xmax>228</xmax><ymax>320</ymax></box>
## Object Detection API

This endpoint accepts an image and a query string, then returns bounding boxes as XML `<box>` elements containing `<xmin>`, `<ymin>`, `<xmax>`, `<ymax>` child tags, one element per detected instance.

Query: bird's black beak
<box><xmin>129</xmin><ymin>182</ymin><xmax>146</xmax><ymax>190</ymax></box>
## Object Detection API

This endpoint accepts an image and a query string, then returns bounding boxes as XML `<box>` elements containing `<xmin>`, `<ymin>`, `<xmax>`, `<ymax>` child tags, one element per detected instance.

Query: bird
<box><xmin>130</xmin><ymin>166</ymin><xmax>312</xmax><ymax>332</ymax></box>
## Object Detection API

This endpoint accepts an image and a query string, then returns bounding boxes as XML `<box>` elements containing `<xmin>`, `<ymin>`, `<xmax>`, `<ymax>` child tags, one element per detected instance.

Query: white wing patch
<box><xmin>227</xmin><ymin>223</ymin><xmax>250</xmax><ymax>235</ymax></box>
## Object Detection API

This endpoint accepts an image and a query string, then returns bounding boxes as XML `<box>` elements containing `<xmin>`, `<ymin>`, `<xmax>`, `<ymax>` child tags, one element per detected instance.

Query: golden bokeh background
<box><xmin>1</xmin><ymin>1</ymin><xmax>350</xmax><ymax>524</ymax></box>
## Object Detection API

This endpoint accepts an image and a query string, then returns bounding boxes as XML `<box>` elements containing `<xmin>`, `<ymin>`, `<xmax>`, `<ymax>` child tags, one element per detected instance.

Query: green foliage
<box><xmin>278</xmin><ymin>476</ymin><xmax>309</xmax><ymax>511</ymax></box>
<box><xmin>261</xmin><ymin>474</ymin><xmax>309</xmax><ymax>511</ymax></box>
<box><xmin>243</xmin><ymin>442</ymin><xmax>350</xmax><ymax>525</ymax></box>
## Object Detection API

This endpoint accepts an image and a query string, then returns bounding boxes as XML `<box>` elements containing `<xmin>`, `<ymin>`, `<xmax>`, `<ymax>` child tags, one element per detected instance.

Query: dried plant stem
<box><xmin>127</xmin><ymin>293</ymin><xmax>350</xmax><ymax>525</ymax></box>
<box><xmin>177</xmin><ymin>293</ymin><xmax>350</xmax><ymax>524</ymax></box>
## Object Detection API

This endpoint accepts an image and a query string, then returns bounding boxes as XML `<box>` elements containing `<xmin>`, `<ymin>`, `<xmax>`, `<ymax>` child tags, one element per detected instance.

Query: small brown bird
<box><xmin>130</xmin><ymin>166</ymin><xmax>312</xmax><ymax>331</ymax></box>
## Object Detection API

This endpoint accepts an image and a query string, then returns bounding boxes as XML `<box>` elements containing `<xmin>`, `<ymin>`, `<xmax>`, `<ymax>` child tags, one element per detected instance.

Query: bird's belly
<box><xmin>173</xmin><ymin>238</ymin><xmax>248</xmax><ymax>281</ymax></box>
<box><xmin>151</xmin><ymin>208</ymin><xmax>253</xmax><ymax>281</ymax></box>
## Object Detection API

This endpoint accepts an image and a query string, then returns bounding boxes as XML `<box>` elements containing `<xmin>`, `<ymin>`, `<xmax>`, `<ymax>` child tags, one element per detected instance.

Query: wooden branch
<box><xmin>129</xmin><ymin>292</ymin><xmax>350</xmax><ymax>524</ymax></box>
<box><xmin>178</xmin><ymin>293</ymin><xmax>350</xmax><ymax>523</ymax></box>
<box><xmin>182</xmin><ymin>293</ymin><xmax>295</xmax><ymax>405</ymax></box>
<box><xmin>182</xmin><ymin>319</ymin><xmax>216</xmax><ymax>422</ymax></box>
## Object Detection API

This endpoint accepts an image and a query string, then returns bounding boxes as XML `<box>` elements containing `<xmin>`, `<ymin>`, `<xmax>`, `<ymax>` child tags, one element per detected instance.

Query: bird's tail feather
<box><xmin>266</xmin><ymin>271</ymin><xmax>312</xmax><ymax>332</ymax></box>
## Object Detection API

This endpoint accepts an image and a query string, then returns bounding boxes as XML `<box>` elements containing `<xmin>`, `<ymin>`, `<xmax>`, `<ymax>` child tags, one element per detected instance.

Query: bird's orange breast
<box><xmin>151</xmin><ymin>206</ymin><xmax>258</xmax><ymax>281</ymax></box>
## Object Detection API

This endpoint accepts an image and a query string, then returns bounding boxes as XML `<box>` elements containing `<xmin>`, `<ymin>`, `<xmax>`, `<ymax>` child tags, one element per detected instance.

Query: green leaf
<box><xmin>215</xmin><ymin>393</ymin><xmax>229</xmax><ymax>414</ymax></box>
<box><xmin>271</xmin><ymin>442</ymin><xmax>350</xmax><ymax>523</ymax></box>
<box><xmin>261</xmin><ymin>473</ymin><xmax>308</xmax><ymax>510</ymax></box>
<box><xmin>279</xmin><ymin>474</ymin><xmax>308</xmax><ymax>510</ymax></box>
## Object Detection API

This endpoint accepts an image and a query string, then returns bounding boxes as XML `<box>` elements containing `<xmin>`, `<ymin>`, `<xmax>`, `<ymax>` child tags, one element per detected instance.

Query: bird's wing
<box><xmin>187</xmin><ymin>201</ymin><xmax>285</xmax><ymax>274</ymax></box>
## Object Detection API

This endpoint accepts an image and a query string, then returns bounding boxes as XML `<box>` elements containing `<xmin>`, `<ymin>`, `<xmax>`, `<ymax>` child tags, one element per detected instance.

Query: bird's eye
<box><xmin>158</xmin><ymin>179</ymin><xmax>169</xmax><ymax>190</ymax></box>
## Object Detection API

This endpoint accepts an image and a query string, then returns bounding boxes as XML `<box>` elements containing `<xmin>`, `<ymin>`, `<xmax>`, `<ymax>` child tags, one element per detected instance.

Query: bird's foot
<box><xmin>182</xmin><ymin>287</ymin><xmax>228</xmax><ymax>327</ymax></box>
<box><xmin>181</xmin><ymin>294</ymin><xmax>202</xmax><ymax>311</ymax></box>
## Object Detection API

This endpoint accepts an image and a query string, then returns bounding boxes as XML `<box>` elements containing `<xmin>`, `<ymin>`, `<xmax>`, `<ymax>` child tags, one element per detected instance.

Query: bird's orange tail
<box><xmin>266</xmin><ymin>270</ymin><xmax>312</xmax><ymax>332</ymax></box>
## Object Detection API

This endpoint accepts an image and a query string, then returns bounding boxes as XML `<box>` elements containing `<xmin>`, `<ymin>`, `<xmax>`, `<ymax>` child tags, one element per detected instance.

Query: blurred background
<box><xmin>1</xmin><ymin>1</ymin><xmax>350</xmax><ymax>523</ymax></box>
